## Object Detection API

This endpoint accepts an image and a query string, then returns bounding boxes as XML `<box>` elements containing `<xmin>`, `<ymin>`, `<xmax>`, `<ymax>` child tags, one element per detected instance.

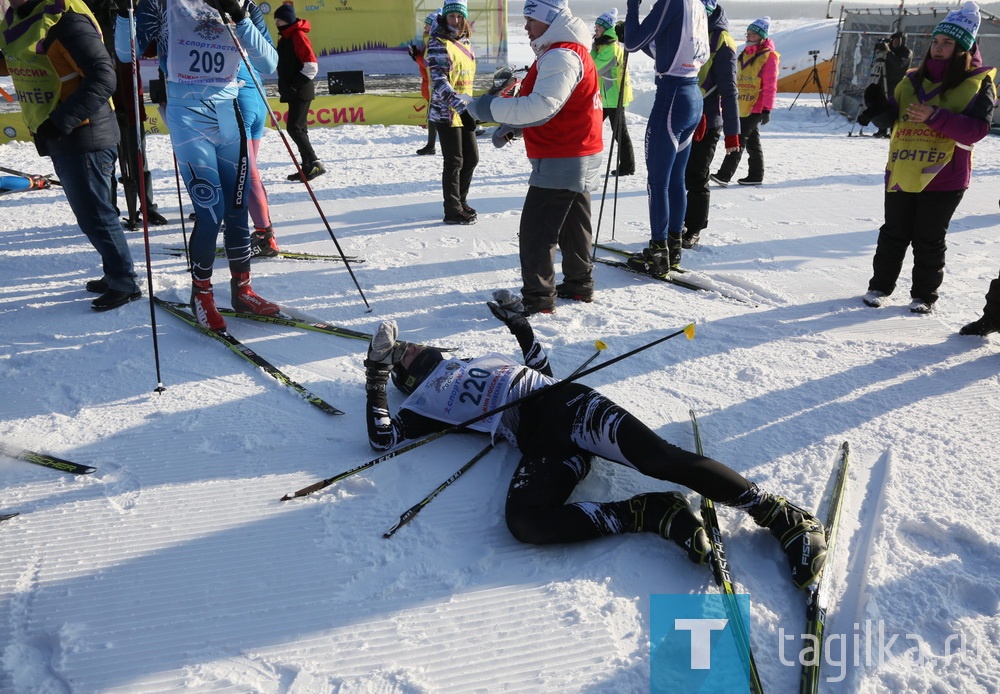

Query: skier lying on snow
<box><xmin>363</xmin><ymin>291</ymin><xmax>827</xmax><ymax>589</ymax></box>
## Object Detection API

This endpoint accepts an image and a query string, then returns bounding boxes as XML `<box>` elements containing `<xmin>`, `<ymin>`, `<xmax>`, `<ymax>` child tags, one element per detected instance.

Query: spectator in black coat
<box><xmin>274</xmin><ymin>3</ymin><xmax>325</xmax><ymax>181</ymax></box>
<box><xmin>1</xmin><ymin>0</ymin><xmax>140</xmax><ymax>311</ymax></box>
<box><xmin>874</xmin><ymin>31</ymin><xmax>913</xmax><ymax>137</ymax></box>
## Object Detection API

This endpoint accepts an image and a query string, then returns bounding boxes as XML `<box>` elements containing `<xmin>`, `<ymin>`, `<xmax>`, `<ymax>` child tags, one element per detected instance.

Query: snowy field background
<box><xmin>2</xmin><ymin>15</ymin><xmax>1000</xmax><ymax>694</ymax></box>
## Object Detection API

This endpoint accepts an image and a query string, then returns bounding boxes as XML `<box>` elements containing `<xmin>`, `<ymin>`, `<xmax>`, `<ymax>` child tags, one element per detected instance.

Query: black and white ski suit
<box><xmin>365</xmin><ymin>320</ymin><xmax>753</xmax><ymax>545</ymax></box>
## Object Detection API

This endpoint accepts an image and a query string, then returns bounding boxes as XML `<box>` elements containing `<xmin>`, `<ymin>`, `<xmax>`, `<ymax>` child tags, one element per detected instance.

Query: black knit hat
<box><xmin>274</xmin><ymin>3</ymin><xmax>297</xmax><ymax>24</ymax></box>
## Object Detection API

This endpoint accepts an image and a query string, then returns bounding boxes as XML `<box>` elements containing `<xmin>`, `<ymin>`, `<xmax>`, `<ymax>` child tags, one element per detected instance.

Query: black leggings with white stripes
<box><xmin>506</xmin><ymin>383</ymin><xmax>751</xmax><ymax>544</ymax></box>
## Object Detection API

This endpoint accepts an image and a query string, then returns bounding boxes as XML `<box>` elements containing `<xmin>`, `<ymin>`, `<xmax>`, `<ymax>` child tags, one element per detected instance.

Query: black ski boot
<box><xmin>627</xmin><ymin>240</ymin><xmax>672</xmax><ymax>276</ymax></box>
<box><xmin>749</xmin><ymin>494</ymin><xmax>827</xmax><ymax>590</ymax></box>
<box><xmin>631</xmin><ymin>492</ymin><xmax>710</xmax><ymax>565</ymax></box>
<box><xmin>667</xmin><ymin>235</ymin><xmax>682</xmax><ymax>270</ymax></box>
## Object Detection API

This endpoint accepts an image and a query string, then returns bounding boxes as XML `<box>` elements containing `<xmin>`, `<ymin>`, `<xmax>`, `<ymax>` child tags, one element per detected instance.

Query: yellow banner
<box><xmin>0</xmin><ymin>93</ymin><xmax>430</xmax><ymax>144</ymax></box>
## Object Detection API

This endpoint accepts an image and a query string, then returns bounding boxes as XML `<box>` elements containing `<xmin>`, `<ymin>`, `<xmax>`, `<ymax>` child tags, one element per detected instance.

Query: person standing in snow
<box><xmin>873</xmin><ymin>31</ymin><xmax>913</xmax><ymax>138</ymax></box>
<box><xmin>1</xmin><ymin>0</ymin><xmax>141</xmax><ymax>311</ymax></box>
<box><xmin>409</xmin><ymin>10</ymin><xmax>441</xmax><ymax>156</ymax></box>
<box><xmin>623</xmin><ymin>0</ymin><xmax>709</xmax><ymax>274</ymax></box>
<box><xmin>711</xmin><ymin>17</ymin><xmax>778</xmax><ymax>187</ymax></box>
<box><xmin>591</xmin><ymin>8</ymin><xmax>634</xmax><ymax>177</ymax></box>
<box><xmin>427</xmin><ymin>1</ymin><xmax>479</xmax><ymax>225</ymax></box>
<box><xmin>464</xmin><ymin>0</ymin><xmax>602</xmax><ymax>314</ymax></box>
<box><xmin>239</xmin><ymin>0</ymin><xmax>281</xmax><ymax>257</ymax></box>
<box><xmin>116</xmin><ymin>0</ymin><xmax>281</xmax><ymax>331</ymax></box>
<box><xmin>274</xmin><ymin>3</ymin><xmax>325</xmax><ymax>183</ymax></box>
<box><xmin>360</xmin><ymin>292</ymin><xmax>829</xmax><ymax>591</ymax></box>
<box><xmin>858</xmin><ymin>1</ymin><xmax>995</xmax><ymax>315</ymax></box>
<box><xmin>959</xmin><ymin>271</ymin><xmax>1000</xmax><ymax>336</ymax></box>
<box><xmin>682</xmin><ymin>0</ymin><xmax>740</xmax><ymax>249</ymax></box>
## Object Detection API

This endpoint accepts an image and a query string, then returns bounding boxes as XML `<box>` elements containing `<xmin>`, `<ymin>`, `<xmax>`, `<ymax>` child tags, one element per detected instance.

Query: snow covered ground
<box><xmin>2</xmin><ymin>16</ymin><xmax>1000</xmax><ymax>694</ymax></box>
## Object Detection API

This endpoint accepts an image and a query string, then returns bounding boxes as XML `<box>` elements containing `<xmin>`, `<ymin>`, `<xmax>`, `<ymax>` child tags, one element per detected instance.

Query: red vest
<box><xmin>520</xmin><ymin>42</ymin><xmax>603</xmax><ymax>159</ymax></box>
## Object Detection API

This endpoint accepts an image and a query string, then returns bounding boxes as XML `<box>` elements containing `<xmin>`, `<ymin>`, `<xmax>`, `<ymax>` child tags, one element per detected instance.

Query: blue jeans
<box><xmin>645</xmin><ymin>79</ymin><xmax>702</xmax><ymax>242</ymax></box>
<box><xmin>51</xmin><ymin>147</ymin><xmax>138</xmax><ymax>293</ymax></box>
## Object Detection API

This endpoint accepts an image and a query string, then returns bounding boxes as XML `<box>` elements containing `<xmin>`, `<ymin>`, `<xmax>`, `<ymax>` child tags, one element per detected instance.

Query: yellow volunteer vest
<box><xmin>736</xmin><ymin>47</ymin><xmax>778</xmax><ymax>117</ymax></box>
<box><xmin>886</xmin><ymin>68</ymin><xmax>997</xmax><ymax>192</ymax></box>
<box><xmin>0</xmin><ymin>0</ymin><xmax>106</xmax><ymax>131</ymax></box>
<box><xmin>698</xmin><ymin>29</ymin><xmax>736</xmax><ymax>98</ymax></box>
<box><xmin>443</xmin><ymin>38</ymin><xmax>476</xmax><ymax>127</ymax></box>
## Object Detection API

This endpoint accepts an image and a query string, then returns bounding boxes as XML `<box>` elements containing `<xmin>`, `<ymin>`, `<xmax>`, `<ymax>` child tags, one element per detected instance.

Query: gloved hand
<box><xmin>760</xmin><ymin>110</ymin><xmax>770</xmax><ymax>126</ymax></box>
<box><xmin>453</xmin><ymin>93</ymin><xmax>473</xmax><ymax>106</ymax></box>
<box><xmin>34</xmin><ymin>119</ymin><xmax>63</xmax><ymax>141</ymax></box>
<box><xmin>492</xmin><ymin>124</ymin><xmax>518</xmax><ymax>148</ymax></box>
<box><xmin>463</xmin><ymin>94</ymin><xmax>495</xmax><ymax>122</ymax></box>
<box><xmin>365</xmin><ymin>320</ymin><xmax>400</xmax><ymax>368</ymax></box>
<box><xmin>488</xmin><ymin>289</ymin><xmax>527</xmax><ymax>327</ymax></box>
<box><xmin>724</xmin><ymin>134</ymin><xmax>740</xmax><ymax>152</ymax></box>
<box><xmin>28</xmin><ymin>175</ymin><xmax>51</xmax><ymax>190</ymax></box>
<box><xmin>207</xmin><ymin>0</ymin><xmax>246</xmax><ymax>24</ymax></box>
<box><xmin>408</xmin><ymin>44</ymin><xmax>420</xmax><ymax>61</ymax></box>
<box><xmin>115</xmin><ymin>0</ymin><xmax>132</xmax><ymax>18</ymax></box>
<box><xmin>694</xmin><ymin>114</ymin><xmax>707</xmax><ymax>142</ymax></box>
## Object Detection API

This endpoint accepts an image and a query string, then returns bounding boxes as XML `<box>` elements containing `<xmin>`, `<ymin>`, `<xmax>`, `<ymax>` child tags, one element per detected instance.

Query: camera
<box><xmin>875</xmin><ymin>37</ymin><xmax>891</xmax><ymax>52</ymax></box>
<box><xmin>808</xmin><ymin>50</ymin><xmax>820</xmax><ymax>56</ymax></box>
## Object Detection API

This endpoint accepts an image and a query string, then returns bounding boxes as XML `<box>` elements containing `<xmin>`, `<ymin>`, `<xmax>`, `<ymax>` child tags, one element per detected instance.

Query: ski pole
<box><xmin>381</xmin><ymin>342</ymin><xmax>609</xmax><ymax>537</ymax></box>
<box><xmin>125</xmin><ymin>0</ymin><xmax>167</xmax><ymax>394</ymax></box>
<box><xmin>214</xmin><ymin>9</ymin><xmax>371</xmax><ymax>311</ymax></box>
<box><xmin>383</xmin><ymin>442</ymin><xmax>494</xmax><ymax>538</ymax></box>
<box><xmin>281</xmin><ymin>325</ymin><xmax>694</xmax><ymax>501</ymax></box>
<box><xmin>570</xmin><ymin>339</ymin><xmax>607</xmax><ymax>377</ymax></box>
<box><xmin>172</xmin><ymin>154</ymin><xmax>192</xmax><ymax>271</ymax></box>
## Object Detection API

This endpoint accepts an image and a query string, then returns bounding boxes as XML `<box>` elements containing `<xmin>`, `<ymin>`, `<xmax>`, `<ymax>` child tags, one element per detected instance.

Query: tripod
<box><xmin>789</xmin><ymin>53</ymin><xmax>829</xmax><ymax>115</ymax></box>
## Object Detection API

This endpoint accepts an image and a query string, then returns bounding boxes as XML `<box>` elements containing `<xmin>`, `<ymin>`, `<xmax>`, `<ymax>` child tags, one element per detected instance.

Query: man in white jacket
<box><xmin>466</xmin><ymin>0</ymin><xmax>603</xmax><ymax>315</ymax></box>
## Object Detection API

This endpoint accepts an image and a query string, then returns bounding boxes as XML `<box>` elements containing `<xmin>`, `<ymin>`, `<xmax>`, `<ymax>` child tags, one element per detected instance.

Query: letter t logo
<box><xmin>674</xmin><ymin>618</ymin><xmax>729</xmax><ymax>669</ymax></box>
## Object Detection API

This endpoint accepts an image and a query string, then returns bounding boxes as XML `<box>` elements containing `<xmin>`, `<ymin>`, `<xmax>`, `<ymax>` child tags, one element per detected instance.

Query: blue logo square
<box><xmin>650</xmin><ymin>593</ymin><xmax>751</xmax><ymax>692</ymax></box>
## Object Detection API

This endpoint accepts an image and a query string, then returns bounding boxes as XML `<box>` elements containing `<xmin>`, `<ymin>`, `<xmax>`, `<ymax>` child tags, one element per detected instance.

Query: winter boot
<box><xmin>627</xmin><ymin>240</ymin><xmax>671</xmax><ymax>275</ymax></box>
<box><xmin>960</xmin><ymin>313</ymin><xmax>1000</xmax><ymax>336</ymax></box>
<box><xmin>862</xmin><ymin>290</ymin><xmax>888</xmax><ymax>308</ymax></box>
<box><xmin>749</xmin><ymin>493</ymin><xmax>827</xmax><ymax>590</ymax></box>
<box><xmin>250</xmin><ymin>226</ymin><xmax>280</xmax><ymax>258</ymax></box>
<box><xmin>630</xmin><ymin>492</ymin><xmax>710</xmax><ymax>565</ymax></box>
<box><xmin>682</xmin><ymin>227</ymin><xmax>701</xmax><ymax>249</ymax></box>
<box><xmin>666</xmin><ymin>235</ymin><xmax>682</xmax><ymax>270</ymax></box>
<box><xmin>191</xmin><ymin>278</ymin><xmax>227</xmax><ymax>332</ymax></box>
<box><xmin>230</xmin><ymin>271</ymin><xmax>281</xmax><ymax>316</ymax></box>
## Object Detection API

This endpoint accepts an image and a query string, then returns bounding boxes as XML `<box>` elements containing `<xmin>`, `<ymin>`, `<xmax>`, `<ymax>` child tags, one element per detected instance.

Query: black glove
<box><xmin>207</xmin><ymin>0</ymin><xmax>246</xmax><ymax>24</ymax></box>
<box><xmin>34</xmin><ymin>119</ymin><xmax>63</xmax><ymax>141</ymax></box>
<box><xmin>760</xmin><ymin>110</ymin><xmax>770</xmax><ymax>126</ymax></box>
<box><xmin>408</xmin><ymin>44</ymin><xmax>420</xmax><ymax>61</ymax></box>
<box><xmin>856</xmin><ymin>109</ymin><xmax>872</xmax><ymax>126</ymax></box>
<box><xmin>115</xmin><ymin>0</ymin><xmax>131</xmax><ymax>18</ymax></box>
<box><xmin>488</xmin><ymin>289</ymin><xmax>528</xmax><ymax>328</ymax></box>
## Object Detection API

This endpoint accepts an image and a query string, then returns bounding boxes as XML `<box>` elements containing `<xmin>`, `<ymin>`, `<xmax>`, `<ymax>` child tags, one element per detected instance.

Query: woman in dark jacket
<box><xmin>426</xmin><ymin>0</ymin><xmax>479</xmax><ymax>225</ymax></box>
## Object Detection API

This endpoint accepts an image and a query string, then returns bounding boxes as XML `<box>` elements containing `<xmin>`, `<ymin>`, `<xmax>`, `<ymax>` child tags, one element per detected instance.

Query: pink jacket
<box><xmin>741</xmin><ymin>37</ymin><xmax>778</xmax><ymax>113</ymax></box>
